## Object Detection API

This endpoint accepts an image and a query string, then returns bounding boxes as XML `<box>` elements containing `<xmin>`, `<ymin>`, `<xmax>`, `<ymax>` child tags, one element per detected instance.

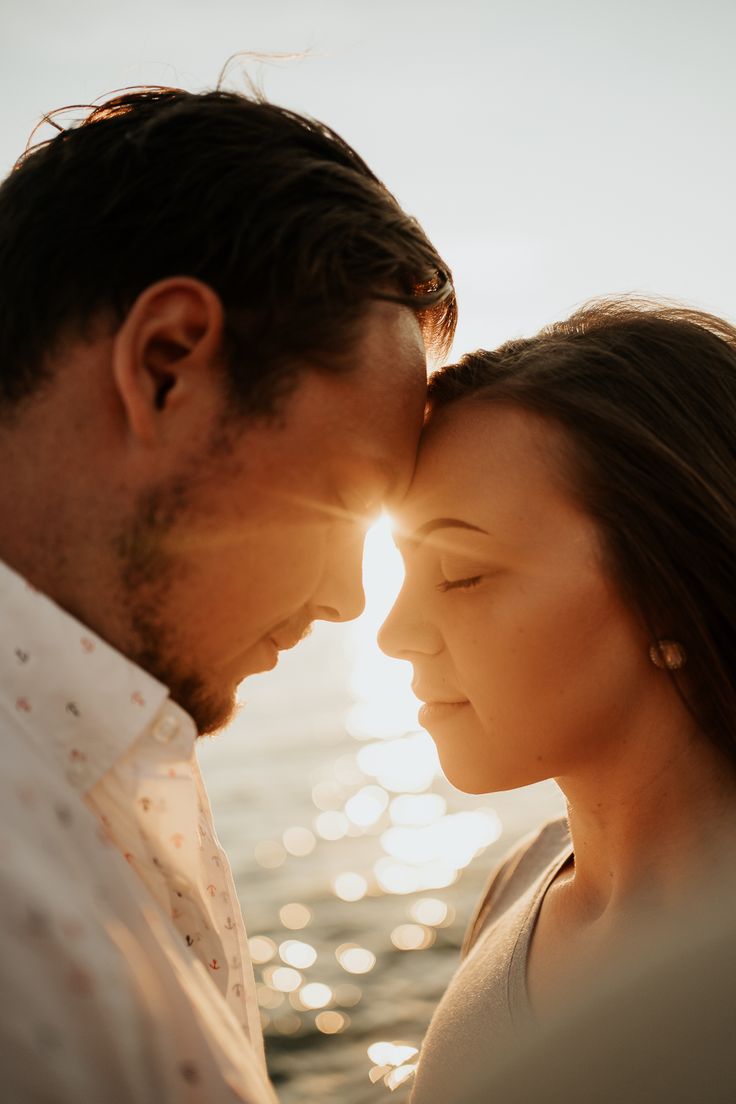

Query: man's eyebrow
<box><xmin>396</xmin><ymin>517</ymin><xmax>490</xmax><ymax>549</ymax></box>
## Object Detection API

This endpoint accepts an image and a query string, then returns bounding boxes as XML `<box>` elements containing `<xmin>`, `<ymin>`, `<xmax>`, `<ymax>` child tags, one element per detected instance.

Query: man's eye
<box><xmin>436</xmin><ymin>575</ymin><xmax>483</xmax><ymax>592</ymax></box>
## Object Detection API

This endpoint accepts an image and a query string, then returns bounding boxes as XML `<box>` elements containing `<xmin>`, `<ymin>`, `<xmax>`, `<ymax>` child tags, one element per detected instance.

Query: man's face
<box><xmin>117</xmin><ymin>302</ymin><xmax>427</xmax><ymax>733</ymax></box>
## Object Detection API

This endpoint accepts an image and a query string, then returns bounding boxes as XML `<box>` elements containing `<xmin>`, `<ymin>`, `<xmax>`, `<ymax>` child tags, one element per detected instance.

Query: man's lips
<box><xmin>239</xmin><ymin>623</ymin><xmax>313</xmax><ymax>678</ymax></box>
<box><xmin>268</xmin><ymin>622</ymin><xmax>313</xmax><ymax>652</ymax></box>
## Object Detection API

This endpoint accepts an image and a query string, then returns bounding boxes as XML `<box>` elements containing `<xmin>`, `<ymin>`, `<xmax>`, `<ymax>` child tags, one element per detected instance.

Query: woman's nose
<box><xmin>378</xmin><ymin>583</ymin><xmax>442</xmax><ymax>659</ymax></box>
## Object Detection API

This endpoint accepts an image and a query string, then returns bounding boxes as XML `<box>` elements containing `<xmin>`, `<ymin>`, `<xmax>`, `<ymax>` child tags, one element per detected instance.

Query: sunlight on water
<box><xmin>300</xmin><ymin>982</ymin><xmax>333</xmax><ymax>1009</ymax></box>
<box><xmin>314</xmin><ymin>810</ymin><xmax>349</xmax><ymax>840</ymax></box>
<box><xmin>279</xmin><ymin>903</ymin><xmax>312</xmax><ymax>930</ymax></box>
<box><xmin>367</xmin><ymin>1042</ymin><xmax>420</xmax><ymax>1091</ymax></box>
<box><xmin>279</xmin><ymin>939</ymin><xmax>317</xmax><ymax>969</ymax></box>
<box><xmin>410</xmin><ymin>898</ymin><xmax>453</xmax><ymax>927</ymax></box>
<box><xmin>390</xmin><ymin>922</ymin><xmax>435</xmax><ymax>950</ymax></box>
<box><xmin>282</xmin><ymin>826</ymin><xmax>316</xmax><ymax>856</ymax></box>
<box><xmin>333</xmin><ymin>872</ymin><xmax>368</xmax><ymax>902</ymax></box>
<box><xmin>391</xmin><ymin>794</ymin><xmax>447</xmax><ymax>826</ymax></box>
<box><xmin>336</xmin><ymin>944</ymin><xmax>377</xmax><ymax>974</ymax></box>
<box><xmin>356</xmin><ymin>732</ymin><xmax>440</xmax><ymax>794</ymax></box>
<box><xmin>249</xmin><ymin>935</ymin><xmax>276</xmax><ymax>964</ymax></box>
<box><xmin>344</xmin><ymin>784</ymin><xmax>389</xmax><ymax>827</ymax></box>
<box><xmin>269</xmin><ymin>966</ymin><xmax>302</xmax><ymax>993</ymax></box>
<box><xmin>315</xmin><ymin>1010</ymin><xmax>349</xmax><ymax>1035</ymax></box>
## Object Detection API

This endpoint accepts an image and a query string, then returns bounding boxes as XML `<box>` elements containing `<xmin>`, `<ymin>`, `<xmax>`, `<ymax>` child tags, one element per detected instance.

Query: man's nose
<box><xmin>311</xmin><ymin>526</ymin><xmax>367</xmax><ymax>623</ymax></box>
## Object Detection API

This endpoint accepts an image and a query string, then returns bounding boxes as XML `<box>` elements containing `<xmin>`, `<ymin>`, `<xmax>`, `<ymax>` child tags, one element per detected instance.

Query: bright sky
<box><xmin>3</xmin><ymin>0</ymin><xmax>736</xmax><ymax>357</ymax></box>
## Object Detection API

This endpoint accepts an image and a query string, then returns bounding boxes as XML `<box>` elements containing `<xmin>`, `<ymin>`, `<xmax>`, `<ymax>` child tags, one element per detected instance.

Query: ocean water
<box><xmin>198</xmin><ymin>611</ymin><xmax>565</xmax><ymax>1104</ymax></box>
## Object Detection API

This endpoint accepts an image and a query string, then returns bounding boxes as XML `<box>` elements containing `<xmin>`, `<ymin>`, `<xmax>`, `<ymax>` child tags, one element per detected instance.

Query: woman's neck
<box><xmin>556</xmin><ymin>726</ymin><xmax>736</xmax><ymax>922</ymax></box>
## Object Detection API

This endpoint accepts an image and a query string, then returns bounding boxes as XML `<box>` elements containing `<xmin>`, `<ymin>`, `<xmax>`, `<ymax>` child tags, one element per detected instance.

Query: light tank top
<box><xmin>411</xmin><ymin>817</ymin><xmax>573</xmax><ymax>1104</ymax></box>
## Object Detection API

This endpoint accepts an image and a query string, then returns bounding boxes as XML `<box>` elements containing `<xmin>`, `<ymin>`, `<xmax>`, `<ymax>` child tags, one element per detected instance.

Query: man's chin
<box><xmin>190</xmin><ymin>643</ymin><xmax>279</xmax><ymax>736</ymax></box>
<box><xmin>160</xmin><ymin>668</ymin><xmax>238</xmax><ymax>738</ymax></box>
<box><xmin>137</xmin><ymin>640</ymin><xmax>281</xmax><ymax>737</ymax></box>
<box><xmin>192</xmin><ymin>692</ymin><xmax>239</xmax><ymax>737</ymax></box>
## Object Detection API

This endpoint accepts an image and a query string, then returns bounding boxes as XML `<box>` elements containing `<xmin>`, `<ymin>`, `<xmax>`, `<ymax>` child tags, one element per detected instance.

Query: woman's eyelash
<box><xmin>437</xmin><ymin>575</ymin><xmax>483</xmax><ymax>592</ymax></box>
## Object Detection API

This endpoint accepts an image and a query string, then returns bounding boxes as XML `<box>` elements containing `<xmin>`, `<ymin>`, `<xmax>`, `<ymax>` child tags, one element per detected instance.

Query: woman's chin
<box><xmin>436</xmin><ymin>745</ymin><xmax>552</xmax><ymax>796</ymax></box>
<box><xmin>435</xmin><ymin>748</ymin><xmax>498</xmax><ymax>795</ymax></box>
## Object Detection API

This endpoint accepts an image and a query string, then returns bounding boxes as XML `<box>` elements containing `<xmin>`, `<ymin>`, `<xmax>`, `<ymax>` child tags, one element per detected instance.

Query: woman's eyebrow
<box><xmin>396</xmin><ymin>517</ymin><xmax>489</xmax><ymax>550</ymax></box>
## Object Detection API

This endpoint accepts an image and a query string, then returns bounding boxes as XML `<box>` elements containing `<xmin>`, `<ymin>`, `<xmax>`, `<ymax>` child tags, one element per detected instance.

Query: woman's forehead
<box><xmin>394</xmin><ymin>401</ymin><xmax>592</xmax><ymax>547</ymax></box>
<box><xmin>415</xmin><ymin>403</ymin><xmax>567</xmax><ymax>495</ymax></box>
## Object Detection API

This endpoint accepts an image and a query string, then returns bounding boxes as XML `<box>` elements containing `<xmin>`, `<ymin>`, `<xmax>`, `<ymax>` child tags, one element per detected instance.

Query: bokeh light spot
<box><xmin>344</xmin><ymin>784</ymin><xmax>389</xmax><ymax>827</ymax></box>
<box><xmin>316</xmin><ymin>1010</ymin><xmax>349</xmax><ymax>1034</ymax></box>
<box><xmin>279</xmin><ymin>940</ymin><xmax>317</xmax><ymax>969</ymax></box>
<box><xmin>367</xmin><ymin>1041</ymin><xmax>419</xmax><ymax>1066</ymax></box>
<box><xmin>336</xmin><ymin>943</ymin><xmax>376</xmax><ymax>974</ymax></box>
<box><xmin>256</xmin><ymin>983</ymin><xmax>284</xmax><ymax>1010</ymax></box>
<box><xmin>300</xmin><ymin>982</ymin><xmax>333</xmax><ymax>1009</ymax></box>
<box><xmin>315</xmin><ymin>810</ymin><xmax>349</xmax><ymax>841</ymax></box>
<box><xmin>333</xmin><ymin>872</ymin><xmax>368</xmax><ymax>902</ymax></box>
<box><xmin>410</xmin><ymin>898</ymin><xmax>451</xmax><ymax>927</ymax></box>
<box><xmin>249</xmin><ymin>935</ymin><xmax>277</xmax><ymax>964</ymax></box>
<box><xmin>270</xmin><ymin>966</ymin><xmax>302</xmax><ymax>993</ymax></box>
<box><xmin>311</xmin><ymin>780</ymin><xmax>344</xmax><ymax>811</ymax></box>
<box><xmin>390</xmin><ymin>923</ymin><xmax>435</xmax><ymax>951</ymax></box>
<box><xmin>279</xmin><ymin>902</ymin><xmax>312</xmax><ymax>930</ymax></box>
<box><xmin>282</xmin><ymin>826</ymin><xmax>316</xmax><ymax>857</ymax></box>
<box><xmin>390</xmin><ymin>793</ymin><xmax>446</xmax><ymax>827</ymax></box>
<box><xmin>357</xmin><ymin>733</ymin><xmax>440</xmax><ymax>793</ymax></box>
<box><xmin>386</xmin><ymin>1064</ymin><xmax>417</xmax><ymax>1090</ymax></box>
<box><xmin>253</xmin><ymin>840</ymin><xmax>286</xmax><ymax>868</ymax></box>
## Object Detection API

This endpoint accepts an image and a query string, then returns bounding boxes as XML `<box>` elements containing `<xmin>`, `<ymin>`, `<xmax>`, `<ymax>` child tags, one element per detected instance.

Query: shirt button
<box><xmin>152</xmin><ymin>713</ymin><xmax>180</xmax><ymax>744</ymax></box>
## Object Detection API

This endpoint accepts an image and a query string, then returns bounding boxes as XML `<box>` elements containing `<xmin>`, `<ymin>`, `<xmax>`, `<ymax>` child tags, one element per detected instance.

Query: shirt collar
<box><xmin>0</xmin><ymin>558</ymin><xmax>196</xmax><ymax>793</ymax></box>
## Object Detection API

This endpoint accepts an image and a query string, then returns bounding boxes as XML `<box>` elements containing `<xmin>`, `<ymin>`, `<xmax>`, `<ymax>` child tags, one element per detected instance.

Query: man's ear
<box><xmin>111</xmin><ymin>277</ymin><xmax>225</xmax><ymax>446</ymax></box>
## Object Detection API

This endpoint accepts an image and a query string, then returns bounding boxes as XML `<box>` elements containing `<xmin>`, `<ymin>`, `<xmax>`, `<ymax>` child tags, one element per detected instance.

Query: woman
<box><xmin>378</xmin><ymin>299</ymin><xmax>736</xmax><ymax>1102</ymax></box>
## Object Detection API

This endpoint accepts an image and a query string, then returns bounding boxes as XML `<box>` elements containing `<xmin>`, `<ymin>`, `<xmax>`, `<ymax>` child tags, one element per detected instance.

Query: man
<box><xmin>0</xmin><ymin>87</ymin><xmax>455</xmax><ymax>1101</ymax></box>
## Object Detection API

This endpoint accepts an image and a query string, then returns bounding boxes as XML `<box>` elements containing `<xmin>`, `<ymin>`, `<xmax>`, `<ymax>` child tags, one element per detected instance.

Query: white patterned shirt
<box><xmin>0</xmin><ymin>559</ymin><xmax>277</xmax><ymax>1104</ymax></box>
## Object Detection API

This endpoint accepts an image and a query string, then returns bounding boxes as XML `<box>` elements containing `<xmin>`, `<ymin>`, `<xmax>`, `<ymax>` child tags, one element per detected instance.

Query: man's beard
<box><xmin>112</xmin><ymin>477</ymin><xmax>235</xmax><ymax>736</ymax></box>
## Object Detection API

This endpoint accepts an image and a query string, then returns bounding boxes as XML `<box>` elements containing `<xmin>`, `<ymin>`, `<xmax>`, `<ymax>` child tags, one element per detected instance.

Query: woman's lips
<box><xmin>418</xmin><ymin>700</ymin><xmax>470</xmax><ymax>726</ymax></box>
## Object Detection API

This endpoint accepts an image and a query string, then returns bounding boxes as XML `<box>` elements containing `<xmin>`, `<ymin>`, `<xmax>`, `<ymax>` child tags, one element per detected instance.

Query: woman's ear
<box><xmin>111</xmin><ymin>277</ymin><xmax>225</xmax><ymax>446</ymax></box>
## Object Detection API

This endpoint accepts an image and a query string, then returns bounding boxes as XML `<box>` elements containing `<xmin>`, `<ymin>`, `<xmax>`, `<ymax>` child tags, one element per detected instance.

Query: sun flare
<box><xmin>348</xmin><ymin>514</ymin><xmax>420</xmax><ymax>741</ymax></box>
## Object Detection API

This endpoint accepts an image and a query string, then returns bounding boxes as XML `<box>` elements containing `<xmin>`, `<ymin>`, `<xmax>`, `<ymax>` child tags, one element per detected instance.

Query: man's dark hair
<box><xmin>0</xmin><ymin>87</ymin><xmax>456</xmax><ymax>414</ymax></box>
<box><xmin>428</xmin><ymin>300</ymin><xmax>736</xmax><ymax>766</ymax></box>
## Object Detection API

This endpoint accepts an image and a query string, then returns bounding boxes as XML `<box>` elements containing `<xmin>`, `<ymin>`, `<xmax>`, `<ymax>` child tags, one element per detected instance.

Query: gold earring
<box><xmin>649</xmin><ymin>640</ymin><xmax>686</xmax><ymax>670</ymax></box>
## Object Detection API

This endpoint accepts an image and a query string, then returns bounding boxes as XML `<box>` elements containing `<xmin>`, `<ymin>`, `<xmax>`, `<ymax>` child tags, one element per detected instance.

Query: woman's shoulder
<box><xmin>461</xmin><ymin>817</ymin><xmax>571</xmax><ymax>957</ymax></box>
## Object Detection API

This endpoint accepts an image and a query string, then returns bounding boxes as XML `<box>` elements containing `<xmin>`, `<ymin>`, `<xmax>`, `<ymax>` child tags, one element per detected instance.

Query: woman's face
<box><xmin>379</xmin><ymin>401</ymin><xmax>655</xmax><ymax>794</ymax></box>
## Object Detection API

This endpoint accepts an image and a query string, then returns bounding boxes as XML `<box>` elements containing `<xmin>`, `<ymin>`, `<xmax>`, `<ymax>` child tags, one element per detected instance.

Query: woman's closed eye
<box><xmin>436</xmin><ymin>575</ymin><xmax>484</xmax><ymax>592</ymax></box>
